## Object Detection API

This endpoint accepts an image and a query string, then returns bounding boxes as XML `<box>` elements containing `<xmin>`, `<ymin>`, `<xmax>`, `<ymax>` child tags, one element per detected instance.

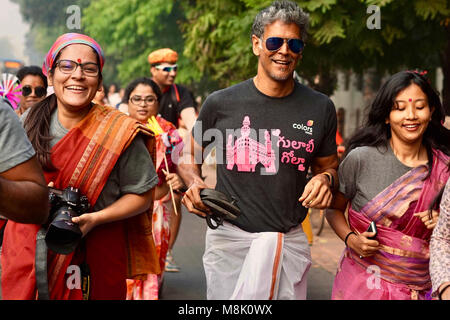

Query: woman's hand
<box><xmin>72</xmin><ymin>213</ymin><xmax>99</xmax><ymax>237</ymax></box>
<box><xmin>163</xmin><ymin>169</ymin><xmax>185</xmax><ymax>192</ymax></box>
<box><xmin>347</xmin><ymin>231</ymin><xmax>381</xmax><ymax>258</ymax></box>
<box><xmin>414</xmin><ymin>210</ymin><xmax>439</xmax><ymax>229</ymax></box>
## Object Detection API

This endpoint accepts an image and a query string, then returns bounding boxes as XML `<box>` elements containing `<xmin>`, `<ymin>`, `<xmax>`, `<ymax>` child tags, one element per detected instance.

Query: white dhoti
<box><xmin>203</xmin><ymin>221</ymin><xmax>311</xmax><ymax>300</ymax></box>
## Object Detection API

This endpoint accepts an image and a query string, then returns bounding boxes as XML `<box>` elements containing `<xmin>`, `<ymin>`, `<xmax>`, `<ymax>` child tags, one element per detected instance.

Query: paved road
<box><xmin>161</xmin><ymin>206</ymin><xmax>344</xmax><ymax>300</ymax></box>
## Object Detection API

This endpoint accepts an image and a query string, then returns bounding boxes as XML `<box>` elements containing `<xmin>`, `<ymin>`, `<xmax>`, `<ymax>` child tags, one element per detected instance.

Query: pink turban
<box><xmin>42</xmin><ymin>33</ymin><xmax>105</xmax><ymax>76</ymax></box>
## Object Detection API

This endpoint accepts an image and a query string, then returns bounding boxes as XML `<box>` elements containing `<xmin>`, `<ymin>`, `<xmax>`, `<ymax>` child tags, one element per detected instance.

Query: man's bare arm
<box><xmin>177</xmin><ymin>133</ymin><xmax>210</xmax><ymax>217</ymax></box>
<box><xmin>0</xmin><ymin>156</ymin><xmax>49</xmax><ymax>224</ymax></box>
<box><xmin>180</xmin><ymin>107</ymin><xmax>197</xmax><ymax>131</ymax></box>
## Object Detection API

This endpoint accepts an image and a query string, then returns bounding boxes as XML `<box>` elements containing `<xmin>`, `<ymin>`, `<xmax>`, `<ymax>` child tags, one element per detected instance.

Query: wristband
<box><xmin>344</xmin><ymin>231</ymin><xmax>356</xmax><ymax>247</ymax></box>
<box><xmin>322</xmin><ymin>172</ymin><xmax>334</xmax><ymax>189</ymax></box>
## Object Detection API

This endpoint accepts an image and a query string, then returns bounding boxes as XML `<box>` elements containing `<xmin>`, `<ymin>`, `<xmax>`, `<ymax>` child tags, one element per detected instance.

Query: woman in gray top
<box><xmin>1</xmin><ymin>33</ymin><xmax>159</xmax><ymax>300</ymax></box>
<box><xmin>326</xmin><ymin>71</ymin><xmax>450</xmax><ymax>300</ymax></box>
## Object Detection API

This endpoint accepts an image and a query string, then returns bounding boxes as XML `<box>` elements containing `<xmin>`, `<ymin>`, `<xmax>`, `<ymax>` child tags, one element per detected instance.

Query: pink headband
<box><xmin>42</xmin><ymin>33</ymin><xmax>105</xmax><ymax>76</ymax></box>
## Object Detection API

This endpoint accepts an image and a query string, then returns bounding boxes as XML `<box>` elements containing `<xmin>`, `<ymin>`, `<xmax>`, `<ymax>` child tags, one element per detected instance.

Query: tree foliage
<box><xmin>182</xmin><ymin>0</ymin><xmax>450</xmax><ymax>106</ymax></box>
<box><xmin>83</xmin><ymin>0</ymin><xmax>201</xmax><ymax>88</ymax></box>
<box><xmin>13</xmin><ymin>0</ymin><xmax>450</xmax><ymax>110</ymax></box>
<box><xmin>12</xmin><ymin>0</ymin><xmax>93</xmax><ymax>65</ymax></box>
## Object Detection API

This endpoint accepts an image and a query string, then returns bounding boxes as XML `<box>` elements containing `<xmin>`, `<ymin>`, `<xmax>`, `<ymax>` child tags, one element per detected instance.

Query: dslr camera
<box><xmin>45</xmin><ymin>186</ymin><xmax>90</xmax><ymax>254</ymax></box>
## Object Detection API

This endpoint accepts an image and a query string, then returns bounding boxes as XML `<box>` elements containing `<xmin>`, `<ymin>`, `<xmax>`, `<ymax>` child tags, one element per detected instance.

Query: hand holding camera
<box><xmin>45</xmin><ymin>186</ymin><xmax>90</xmax><ymax>254</ymax></box>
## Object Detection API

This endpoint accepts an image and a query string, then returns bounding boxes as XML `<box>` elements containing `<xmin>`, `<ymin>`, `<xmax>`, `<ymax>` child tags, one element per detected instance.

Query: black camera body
<box><xmin>45</xmin><ymin>186</ymin><xmax>90</xmax><ymax>254</ymax></box>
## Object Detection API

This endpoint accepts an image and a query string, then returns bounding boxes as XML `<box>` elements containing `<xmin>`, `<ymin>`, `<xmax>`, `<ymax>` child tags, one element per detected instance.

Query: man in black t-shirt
<box><xmin>179</xmin><ymin>1</ymin><xmax>338</xmax><ymax>300</ymax></box>
<box><xmin>148</xmin><ymin>48</ymin><xmax>197</xmax><ymax>272</ymax></box>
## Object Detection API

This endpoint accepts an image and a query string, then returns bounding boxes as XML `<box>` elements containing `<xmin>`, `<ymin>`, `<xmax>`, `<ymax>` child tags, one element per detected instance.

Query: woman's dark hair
<box><xmin>23</xmin><ymin>47</ymin><xmax>103</xmax><ymax>171</ymax></box>
<box><xmin>16</xmin><ymin>65</ymin><xmax>48</xmax><ymax>88</ymax></box>
<box><xmin>345</xmin><ymin>71</ymin><xmax>450</xmax><ymax>174</ymax></box>
<box><xmin>123</xmin><ymin>77</ymin><xmax>162</xmax><ymax>103</ymax></box>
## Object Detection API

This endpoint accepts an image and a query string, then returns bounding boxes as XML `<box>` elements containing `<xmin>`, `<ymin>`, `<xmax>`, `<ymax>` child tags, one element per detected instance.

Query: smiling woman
<box><xmin>326</xmin><ymin>71</ymin><xmax>450</xmax><ymax>300</ymax></box>
<box><xmin>123</xmin><ymin>77</ymin><xmax>185</xmax><ymax>299</ymax></box>
<box><xmin>1</xmin><ymin>33</ymin><xmax>161</xmax><ymax>300</ymax></box>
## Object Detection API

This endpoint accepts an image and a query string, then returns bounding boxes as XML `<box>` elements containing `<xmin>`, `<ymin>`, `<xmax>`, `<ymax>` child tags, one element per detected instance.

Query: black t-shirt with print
<box><xmin>193</xmin><ymin>79</ymin><xmax>337</xmax><ymax>233</ymax></box>
<box><xmin>159</xmin><ymin>84</ymin><xmax>194</xmax><ymax>127</ymax></box>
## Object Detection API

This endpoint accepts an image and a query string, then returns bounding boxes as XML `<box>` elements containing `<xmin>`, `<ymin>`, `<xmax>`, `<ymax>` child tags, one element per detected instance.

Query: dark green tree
<box><xmin>182</xmin><ymin>0</ymin><xmax>450</xmax><ymax>110</ymax></box>
<box><xmin>12</xmin><ymin>0</ymin><xmax>93</xmax><ymax>68</ymax></box>
<box><xmin>84</xmin><ymin>0</ymin><xmax>202</xmax><ymax>90</ymax></box>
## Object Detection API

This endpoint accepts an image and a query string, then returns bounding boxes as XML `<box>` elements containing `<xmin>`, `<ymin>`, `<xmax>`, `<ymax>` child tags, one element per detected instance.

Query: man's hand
<box><xmin>301</xmin><ymin>154</ymin><xmax>338</xmax><ymax>209</ymax></box>
<box><xmin>298</xmin><ymin>173</ymin><xmax>332</xmax><ymax>209</ymax></box>
<box><xmin>181</xmin><ymin>180</ymin><xmax>211</xmax><ymax>218</ymax></box>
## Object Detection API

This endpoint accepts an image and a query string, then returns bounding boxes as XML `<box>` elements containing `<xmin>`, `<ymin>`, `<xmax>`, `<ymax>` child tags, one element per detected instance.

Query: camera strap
<box><xmin>79</xmin><ymin>240</ymin><xmax>90</xmax><ymax>300</ymax></box>
<box><xmin>35</xmin><ymin>227</ymin><xmax>50</xmax><ymax>300</ymax></box>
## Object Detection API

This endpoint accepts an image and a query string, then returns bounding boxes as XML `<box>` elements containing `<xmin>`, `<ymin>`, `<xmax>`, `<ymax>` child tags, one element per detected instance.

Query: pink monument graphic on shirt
<box><xmin>226</xmin><ymin>116</ymin><xmax>278</xmax><ymax>173</ymax></box>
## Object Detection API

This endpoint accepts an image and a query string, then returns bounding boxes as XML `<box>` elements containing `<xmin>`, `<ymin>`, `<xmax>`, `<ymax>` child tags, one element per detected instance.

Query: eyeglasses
<box><xmin>21</xmin><ymin>85</ymin><xmax>47</xmax><ymax>98</ymax></box>
<box><xmin>263</xmin><ymin>37</ymin><xmax>304</xmax><ymax>54</ymax></box>
<box><xmin>55</xmin><ymin>59</ymin><xmax>100</xmax><ymax>76</ymax></box>
<box><xmin>154</xmin><ymin>64</ymin><xmax>178</xmax><ymax>72</ymax></box>
<box><xmin>130</xmin><ymin>95</ymin><xmax>157</xmax><ymax>105</ymax></box>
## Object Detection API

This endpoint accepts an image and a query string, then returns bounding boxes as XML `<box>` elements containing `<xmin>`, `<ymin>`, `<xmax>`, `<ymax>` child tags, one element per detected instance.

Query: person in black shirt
<box><xmin>179</xmin><ymin>0</ymin><xmax>338</xmax><ymax>299</ymax></box>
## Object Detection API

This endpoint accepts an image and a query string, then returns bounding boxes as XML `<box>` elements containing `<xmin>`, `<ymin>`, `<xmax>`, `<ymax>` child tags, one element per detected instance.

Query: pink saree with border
<box><xmin>332</xmin><ymin>149</ymin><xmax>449</xmax><ymax>300</ymax></box>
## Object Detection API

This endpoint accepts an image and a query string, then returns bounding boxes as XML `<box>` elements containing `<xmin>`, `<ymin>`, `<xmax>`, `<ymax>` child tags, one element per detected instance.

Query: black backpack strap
<box><xmin>35</xmin><ymin>227</ymin><xmax>50</xmax><ymax>300</ymax></box>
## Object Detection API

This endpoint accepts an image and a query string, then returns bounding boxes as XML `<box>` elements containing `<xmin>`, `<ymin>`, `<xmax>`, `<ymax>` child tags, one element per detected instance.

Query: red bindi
<box><xmin>77</xmin><ymin>58</ymin><xmax>81</xmax><ymax>63</ymax></box>
<box><xmin>408</xmin><ymin>98</ymin><xmax>412</xmax><ymax>102</ymax></box>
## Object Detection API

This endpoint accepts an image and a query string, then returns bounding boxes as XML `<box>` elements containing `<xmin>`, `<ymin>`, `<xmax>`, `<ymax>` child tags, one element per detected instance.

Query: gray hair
<box><xmin>252</xmin><ymin>1</ymin><xmax>309</xmax><ymax>41</ymax></box>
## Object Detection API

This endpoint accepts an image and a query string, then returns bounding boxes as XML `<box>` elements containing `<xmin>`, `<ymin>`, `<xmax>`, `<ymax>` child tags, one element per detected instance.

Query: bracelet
<box><xmin>344</xmin><ymin>231</ymin><xmax>356</xmax><ymax>247</ymax></box>
<box><xmin>322</xmin><ymin>172</ymin><xmax>335</xmax><ymax>189</ymax></box>
<box><xmin>438</xmin><ymin>284</ymin><xmax>450</xmax><ymax>300</ymax></box>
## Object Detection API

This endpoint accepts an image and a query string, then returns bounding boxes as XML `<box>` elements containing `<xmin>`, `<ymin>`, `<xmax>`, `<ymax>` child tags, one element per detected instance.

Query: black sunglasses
<box><xmin>22</xmin><ymin>85</ymin><xmax>47</xmax><ymax>98</ymax></box>
<box><xmin>264</xmin><ymin>37</ymin><xmax>304</xmax><ymax>54</ymax></box>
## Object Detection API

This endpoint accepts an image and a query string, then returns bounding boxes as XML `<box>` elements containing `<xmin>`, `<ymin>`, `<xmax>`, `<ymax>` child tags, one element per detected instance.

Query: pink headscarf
<box><xmin>42</xmin><ymin>33</ymin><xmax>105</xmax><ymax>76</ymax></box>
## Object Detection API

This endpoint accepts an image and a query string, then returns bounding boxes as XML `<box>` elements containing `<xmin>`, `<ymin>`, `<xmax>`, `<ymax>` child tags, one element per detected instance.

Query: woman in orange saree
<box><xmin>326</xmin><ymin>71</ymin><xmax>450</xmax><ymax>300</ymax></box>
<box><xmin>0</xmin><ymin>34</ymin><xmax>160</xmax><ymax>300</ymax></box>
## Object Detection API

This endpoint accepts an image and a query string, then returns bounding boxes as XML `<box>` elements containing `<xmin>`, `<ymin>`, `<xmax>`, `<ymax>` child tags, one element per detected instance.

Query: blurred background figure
<box><xmin>107</xmin><ymin>83</ymin><xmax>121</xmax><ymax>108</ymax></box>
<box><xmin>148</xmin><ymin>48</ymin><xmax>197</xmax><ymax>273</ymax></box>
<box><xmin>15</xmin><ymin>65</ymin><xmax>47</xmax><ymax>116</ymax></box>
<box><xmin>93</xmin><ymin>84</ymin><xmax>108</xmax><ymax>106</ymax></box>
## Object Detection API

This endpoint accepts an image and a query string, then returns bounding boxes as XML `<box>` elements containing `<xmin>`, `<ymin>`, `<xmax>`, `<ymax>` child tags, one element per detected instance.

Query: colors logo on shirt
<box><xmin>292</xmin><ymin>120</ymin><xmax>314</xmax><ymax>135</ymax></box>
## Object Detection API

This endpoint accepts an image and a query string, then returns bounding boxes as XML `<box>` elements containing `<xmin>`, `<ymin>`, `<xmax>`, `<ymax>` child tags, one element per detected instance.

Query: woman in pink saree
<box><xmin>326</xmin><ymin>71</ymin><xmax>450</xmax><ymax>300</ymax></box>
